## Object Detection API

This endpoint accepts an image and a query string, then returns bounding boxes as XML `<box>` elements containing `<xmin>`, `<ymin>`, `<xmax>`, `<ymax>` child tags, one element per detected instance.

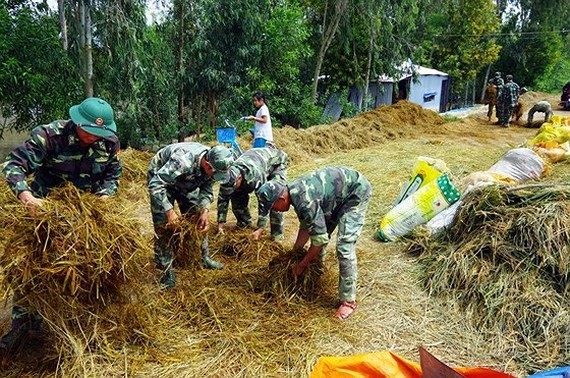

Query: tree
<box><xmin>0</xmin><ymin>1</ymin><xmax>79</xmax><ymax>135</ymax></box>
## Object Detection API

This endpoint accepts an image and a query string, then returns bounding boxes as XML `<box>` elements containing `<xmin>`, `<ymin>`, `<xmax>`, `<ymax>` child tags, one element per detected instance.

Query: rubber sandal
<box><xmin>334</xmin><ymin>301</ymin><xmax>357</xmax><ymax>320</ymax></box>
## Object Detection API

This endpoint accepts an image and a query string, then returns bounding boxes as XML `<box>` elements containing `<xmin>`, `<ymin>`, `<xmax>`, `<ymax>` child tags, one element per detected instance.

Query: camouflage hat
<box><xmin>69</xmin><ymin>97</ymin><xmax>117</xmax><ymax>139</ymax></box>
<box><xmin>257</xmin><ymin>180</ymin><xmax>287</xmax><ymax>216</ymax></box>
<box><xmin>494</xmin><ymin>71</ymin><xmax>501</xmax><ymax>77</ymax></box>
<box><xmin>207</xmin><ymin>145</ymin><xmax>234</xmax><ymax>181</ymax></box>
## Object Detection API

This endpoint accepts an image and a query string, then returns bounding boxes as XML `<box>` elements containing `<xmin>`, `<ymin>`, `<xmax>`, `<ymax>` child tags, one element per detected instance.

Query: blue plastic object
<box><xmin>216</xmin><ymin>127</ymin><xmax>237</xmax><ymax>143</ymax></box>
<box><xmin>527</xmin><ymin>366</ymin><xmax>570</xmax><ymax>378</ymax></box>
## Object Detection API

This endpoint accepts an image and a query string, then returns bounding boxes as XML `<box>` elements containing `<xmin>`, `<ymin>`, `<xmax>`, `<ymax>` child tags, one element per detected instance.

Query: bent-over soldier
<box><xmin>217</xmin><ymin>147</ymin><xmax>288</xmax><ymax>241</ymax></box>
<box><xmin>257</xmin><ymin>166</ymin><xmax>372</xmax><ymax>320</ymax></box>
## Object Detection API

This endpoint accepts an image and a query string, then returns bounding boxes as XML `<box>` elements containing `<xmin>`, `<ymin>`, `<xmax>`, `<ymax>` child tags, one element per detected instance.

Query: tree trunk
<box><xmin>310</xmin><ymin>0</ymin><xmax>349</xmax><ymax>102</ymax></box>
<box><xmin>80</xmin><ymin>0</ymin><xmax>93</xmax><ymax>97</ymax></box>
<box><xmin>480</xmin><ymin>63</ymin><xmax>491</xmax><ymax>102</ymax></box>
<box><xmin>58</xmin><ymin>0</ymin><xmax>68</xmax><ymax>50</ymax></box>
<box><xmin>363</xmin><ymin>25</ymin><xmax>375</xmax><ymax>111</ymax></box>
<box><xmin>175</xmin><ymin>0</ymin><xmax>186</xmax><ymax>137</ymax></box>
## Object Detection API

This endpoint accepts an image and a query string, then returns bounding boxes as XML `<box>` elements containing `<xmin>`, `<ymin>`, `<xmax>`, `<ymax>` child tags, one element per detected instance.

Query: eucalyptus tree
<box><xmin>171</xmin><ymin>0</ymin><xmax>266</xmax><ymax>136</ymax></box>
<box><xmin>322</xmin><ymin>0</ymin><xmax>421</xmax><ymax>111</ymax></box>
<box><xmin>0</xmin><ymin>0</ymin><xmax>79</xmax><ymax>135</ymax></box>
<box><xmin>306</xmin><ymin>0</ymin><xmax>350</xmax><ymax>102</ymax></box>
<box><xmin>492</xmin><ymin>0</ymin><xmax>570</xmax><ymax>89</ymax></box>
<box><xmin>420</xmin><ymin>0</ymin><xmax>501</xmax><ymax>97</ymax></box>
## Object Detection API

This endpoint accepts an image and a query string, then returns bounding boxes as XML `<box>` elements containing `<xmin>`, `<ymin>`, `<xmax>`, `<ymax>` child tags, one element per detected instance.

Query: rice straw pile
<box><xmin>255</xmin><ymin>247</ymin><xmax>336</xmax><ymax>302</ymax></box>
<box><xmin>408</xmin><ymin>184</ymin><xmax>570</xmax><ymax>369</ymax></box>
<box><xmin>209</xmin><ymin>228</ymin><xmax>267</xmax><ymax>260</ymax></box>
<box><xmin>246</xmin><ymin>101</ymin><xmax>447</xmax><ymax>163</ymax></box>
<box><xmin>119</xmin><ymin>148</ymin><xmax>154</xmax><ymax>183</ymax></box>
<box><xmin>0</xmin><ymin>184</ymin><xmax>155</xmax><ymax>357</ymax></box>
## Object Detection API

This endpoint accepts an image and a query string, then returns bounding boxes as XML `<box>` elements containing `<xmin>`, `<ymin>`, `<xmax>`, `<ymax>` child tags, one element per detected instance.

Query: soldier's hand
<box><xmin>252</xmin><ymin>228</ymin><xmax>263</xmax><ymax>240</ymax></box>
<box><xmin>197</xmin><ymin>209</ymin><xmax>209</xmax><ymax>232</ymax></box>
<box><xmin>217</xmin><ymin>223</ymin><xmax>225</xmax><ymax>234</ymax></box>
<box><xmin>18</xmin><ymin>191</ymin><xmax>44</xmax><ymax>216</ymax></box>
<box><xmin>166</xmin><ymin>209</ymin><xmax>179</xmax><ymax>228</ymax></box>
<box><xmin>292</xmin><ymin>262</ymin><xmax>307</xmax><ymax>277</ymax></box>
<box><xmin>99</xmin><ymin>195</ymin><xmax>110</xmax><ymax>201</ymax></box>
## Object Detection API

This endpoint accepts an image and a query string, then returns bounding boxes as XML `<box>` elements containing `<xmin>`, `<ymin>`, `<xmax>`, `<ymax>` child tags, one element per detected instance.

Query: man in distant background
<box><xmin>497</xmin><ymin>74</ymin><xmax>520</xmax><ymax>128</ymax></box>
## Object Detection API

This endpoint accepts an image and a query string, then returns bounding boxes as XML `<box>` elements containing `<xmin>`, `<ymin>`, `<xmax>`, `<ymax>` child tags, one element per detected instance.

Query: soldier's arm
<box><xmin>148</xmin><ymin>158</ymin><xmax>184</xmax><ymax>213</ymax></box>
<box><xmin>96</xmin><ymin>144</ymin><xmax>122</xmax><ymax>196</ymax></box>
<box><xmin>197</xmin><ymin>180</ymin><xmax>214</xmax><ymax>210</ymax></box>
<box><xmin>1</xmin><ymin>125</ymin><xmax>50</xmax><ymax>196</ymax></box>
<box><xmin>217</xmin><ymin>190</ymin><xmax>231</xmax><ymax>224</ymax></box>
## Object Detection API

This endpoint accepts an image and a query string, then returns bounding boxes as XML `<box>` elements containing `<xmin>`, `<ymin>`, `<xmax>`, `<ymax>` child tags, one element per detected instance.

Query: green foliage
<box><xmin>534</xmin><ymin>36</ymin><xmax>570</xmax><ymax>94</ymax></box>
<box><xmin>0</xmin><ymin>2</ymin><xmax>79</xmax><ymax>133</ymax></box>
<box><xmin>428</xmin><ymin>0</ymin><xmax>501</xmax><ymax>90</ymax></box>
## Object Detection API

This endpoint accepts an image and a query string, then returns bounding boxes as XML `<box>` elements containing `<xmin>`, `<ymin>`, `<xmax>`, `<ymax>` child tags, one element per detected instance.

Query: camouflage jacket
<box><xmin>147</xmin><ymin>142</ymin><xmax>213</xmax><ymax>214</ymax></box>
<box><xmin>499</xmin><ymin>81</ymin><xmax>520</xmax><ymax>107</ymax></box>
<box><xmin>2</xmin><ymin>120</ymin><xmax>122</xmax><ymax>198</ymax></box>
<box><xmin>217</xmin><ymin>147</ymin><xmax>288</xmax><ymax>228</ymax></box>
<box><xmin>289</xmin><ymin>166</ymin><xmax>371</xmax><ymax>246</ymax></box>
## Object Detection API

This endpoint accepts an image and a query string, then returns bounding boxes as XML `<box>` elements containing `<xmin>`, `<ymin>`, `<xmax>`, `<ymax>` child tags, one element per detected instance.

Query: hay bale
<box><xmin>0</xmin><ymin>184</ymin><xmax>155</xmax><ymax>357</ymax></box>
<box><xmin>409</xmin><ymin>185</ymin><xmax>570</xmax><ymax>367</ymax></box>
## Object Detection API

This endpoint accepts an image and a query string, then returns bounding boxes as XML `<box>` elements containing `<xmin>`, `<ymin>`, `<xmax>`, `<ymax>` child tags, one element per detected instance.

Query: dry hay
<box><xmin>161</xmin><ymin>215</ymin><xmax>206</xmax><ymax>270</ymax></box>
<box><xmin>261</xmin><ymin>101</ymin><xmax>446</xmax><ymax>162</ymax></box>
<box><xmin>119</xmin><ymin>148</ymin><xmax>153</xmax><ymax>183</ymax></box>
<box><xmin>407</xmin><ymin>184</ymin><xmax>570</xmax><ymax>371</ymax></box>
<box><xmin>255</xmin><ymin>248</ymin><xmax>336</xmax><ymax>302</ymax></box>
<box><xmin>0</xmin><ymin>184</ymin><xmax>155</xmax><ymax>361</ymax></box>
<box><xmin>209</xmin><ymin>228</ymin><xmax>265</xmax><ymax>259</ymax></box>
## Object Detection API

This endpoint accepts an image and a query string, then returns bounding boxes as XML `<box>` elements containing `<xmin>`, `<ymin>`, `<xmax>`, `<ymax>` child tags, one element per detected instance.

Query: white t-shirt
<box><xmin>254</xmin><ymin>104</ymin><xmax>273</xmax><ymax>141</ymax></box>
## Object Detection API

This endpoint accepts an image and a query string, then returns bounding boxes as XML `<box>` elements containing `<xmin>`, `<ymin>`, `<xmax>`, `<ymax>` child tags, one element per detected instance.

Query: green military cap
<box><xmin>207</xmin><ymin>145</ymin><xmax>234</xmax><ymax>181</ymax></box>
<box><xmin>219</xmin><ymin>166</ymin><xmax>241</xmax><ymax>196</ymax></box>
<box><xmin>257</xmin><ymin>180</ymin><xmax>287</xmax><ymax>216</ymax></box>
<box><xmin>69</xmin><ymin>97</ymin><xmax>117</xmax><ymax>139</ymax></box>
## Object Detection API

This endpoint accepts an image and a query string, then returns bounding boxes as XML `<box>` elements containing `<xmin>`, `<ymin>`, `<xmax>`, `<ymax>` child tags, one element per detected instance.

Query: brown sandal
<box><xmin>335</xmin><ymin>301</ymin><xmax>357</xmax><ymax>320</ymax></box>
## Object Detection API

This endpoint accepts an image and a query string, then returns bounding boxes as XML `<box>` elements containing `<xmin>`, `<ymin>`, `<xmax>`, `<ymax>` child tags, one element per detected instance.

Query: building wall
<box><xmin>408</xmin><ymin>75</ymin><xmax>447</xmax><ymax>112</ymax></box>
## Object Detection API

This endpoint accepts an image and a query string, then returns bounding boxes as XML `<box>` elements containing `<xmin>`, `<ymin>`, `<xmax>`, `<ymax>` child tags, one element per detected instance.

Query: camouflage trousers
<box><xmin>151</xmin><ymin>188</ymin><xmax>206</xmax><ymax>271</ymax></box>
<box><xmin>321</xmin><ymin>183</ymin><xmax>372</xmax><ymax>303</ymax></box>
<box><xmin>498</xmin><ymin>102</ymin><xmax>514</xmax><ymax>126</ymax></box>
<box><xmin>230</xmin><ymin>190</ymin><xmax>284</xmax><ymax>237</ymax></box>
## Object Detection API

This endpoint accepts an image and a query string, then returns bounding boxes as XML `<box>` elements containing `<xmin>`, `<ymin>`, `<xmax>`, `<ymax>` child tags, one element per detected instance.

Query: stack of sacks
<box><xmin>527</xmin><ymin>115</ymin><xmax>570</xmax><ymax>163</ymax></box>
<box><xmin>426</xmin><ymin>148</ymin><xmax>547</xmax><ymax>235</ymax></box>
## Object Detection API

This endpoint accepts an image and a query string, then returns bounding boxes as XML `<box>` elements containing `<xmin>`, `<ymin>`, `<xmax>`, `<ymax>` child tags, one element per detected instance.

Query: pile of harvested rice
<box><xmin>242</xmin><ymin>101</ymin><xmax>447</xmax><ymax>163</ymax></box>
<box><xmin>119</xmin><ymin>148</ymin><xmax>154</xmax><ymax>184</ymax></box>
<box><xmin>0</xmin><ymin>184</ymin><xmax>155</xmax><ymax>358</ymax></box>
<box><xmin>408</xmin><ymin>184</ymin><xmax>570</xmax><ymax>370</ymax></box>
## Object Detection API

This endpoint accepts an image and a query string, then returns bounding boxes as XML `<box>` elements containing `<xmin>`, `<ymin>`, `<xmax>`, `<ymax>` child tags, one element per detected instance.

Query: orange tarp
<box><xmin>309</xmin><ymin>351</ymin><xmax>516</xmax><ymax>378</ymax></box>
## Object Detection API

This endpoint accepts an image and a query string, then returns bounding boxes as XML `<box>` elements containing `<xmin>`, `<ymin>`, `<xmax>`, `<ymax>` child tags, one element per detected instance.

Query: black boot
<box><xmin>201</xmin><ymin>236</ymin><xmax>223</xmax><ymax>269</ymax></box>
<box><xmin>0</xmin><ymin>318</ymin><xmax>31</xmax><ymax>350</ymax></box>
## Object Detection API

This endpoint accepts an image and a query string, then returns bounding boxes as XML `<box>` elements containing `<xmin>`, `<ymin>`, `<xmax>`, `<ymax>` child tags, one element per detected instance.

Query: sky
<box><xmin>43</xmin><ymin>0</ymin><xmax>168</xmax><ymax>25</ymax></box>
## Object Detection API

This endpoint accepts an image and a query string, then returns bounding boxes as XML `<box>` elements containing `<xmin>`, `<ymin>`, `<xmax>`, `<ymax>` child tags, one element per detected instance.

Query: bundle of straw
<box><xmin>409</xmin><ymin>185</ymin><xmax>570</xmax><ymax>368</ymax></box>
<box><xmin>0</xmin><ymin>184</ymin><xmax>154</xmax><ymax>355</ymax></box>
<box><xmin>257</xmin><ymin>248</ymin><xmax>335</xmax><ymax>302</ymax></box>
<box><xmin>162</xmin><ymin>215</ymin><xmax>206</xmax><ymax>270</ymax></box>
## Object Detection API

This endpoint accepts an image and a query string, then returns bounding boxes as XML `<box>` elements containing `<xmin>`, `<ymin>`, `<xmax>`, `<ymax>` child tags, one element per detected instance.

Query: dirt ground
<box><xmin>1</xmin><ymin>94</ymin><xmax>570</xmax><ymax>377</ymax></box>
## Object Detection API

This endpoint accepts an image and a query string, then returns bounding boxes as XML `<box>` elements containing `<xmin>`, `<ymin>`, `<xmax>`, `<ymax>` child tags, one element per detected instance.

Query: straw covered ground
<box><xmin>1</xmin><ymin>99</ymin><xmax>569</xmax><ymax>377</ymax></box>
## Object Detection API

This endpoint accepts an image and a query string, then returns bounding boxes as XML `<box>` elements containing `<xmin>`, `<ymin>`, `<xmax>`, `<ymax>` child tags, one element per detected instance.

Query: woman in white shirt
<box><xmin>247</xmin><ymin>92</ymin><xmax>273</xmax><ymax>148</ymax></box>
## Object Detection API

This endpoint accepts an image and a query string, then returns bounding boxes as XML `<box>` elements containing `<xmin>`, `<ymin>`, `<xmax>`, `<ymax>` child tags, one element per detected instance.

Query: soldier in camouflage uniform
<box><xmin>492</xmin><ymin>72</ymin><xmax>505</xmax><ymax>123</ymax></box>
<box><xmin>257</xmin><ymin>166</ymin><xmax>372</xmax><ymax>320</ymax></box>
<box><xmin>497</xmin><ymin>74</ymin><xmax>520</xmax><ymax>128</ymax></box>
<box><xmin>0</xmin><ymin>97</ymin><xmax>122</xmax><ymax>349</ymax></box>
<box><xmin>484</xmin><ymin>80</ymin><xmax>497</xmax><ymax>122</ymax></box>
<box><xmin>217</xmin><ymin>147</ymin><xmax>288</xmax><ymax>241</ymax></box>
<box><xmin>148</xmin><ymin>142</ymin><xmax>234</xmax><ymax>289</ymax></box>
